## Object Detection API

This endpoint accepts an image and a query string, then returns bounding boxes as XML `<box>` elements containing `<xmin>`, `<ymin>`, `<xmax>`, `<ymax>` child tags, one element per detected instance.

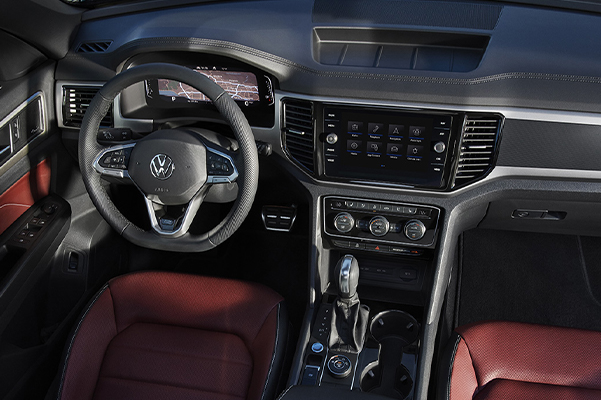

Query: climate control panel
<box><xmin>324</xmin><ymin>197</ymin><xmax>440</xmax><ymax>248</ymax></box>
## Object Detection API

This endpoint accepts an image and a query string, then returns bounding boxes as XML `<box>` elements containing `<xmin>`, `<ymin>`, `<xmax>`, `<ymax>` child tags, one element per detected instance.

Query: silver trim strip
<box><xmin>0</xmin><ymin>92</ymin><xmax>47</xmax><ymax>172</ymax></box>
<box><xmin>338</xmin><ymin>254</ymin><xmax>353</xmax><ymax>296</ymax></box>
<box><xmin>144</xmin><ymin>191</ymin><xmax>204</xmax><ymax>237</ymax></box>
<box><xmin>276</xmin><ymin>90</ymin><xmax>601</xmax><ymax>126</ymax></box>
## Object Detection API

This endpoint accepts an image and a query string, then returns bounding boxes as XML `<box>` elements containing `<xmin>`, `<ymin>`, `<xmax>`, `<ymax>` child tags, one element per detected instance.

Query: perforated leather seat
<box><xmin>439</xmin><ymin>321</ymin><xmax>601</xmax><ymax>400</ymax></box>
<box><xmin>57</xmin><ymin>271</ymin><xmax>287</xmax><ymax>400</ymax></box>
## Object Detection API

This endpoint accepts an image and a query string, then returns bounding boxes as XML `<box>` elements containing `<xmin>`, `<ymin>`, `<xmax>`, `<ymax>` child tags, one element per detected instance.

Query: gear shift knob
<box><xmin>335</xmin><ymin>254</ymin><xmax>360</xmax><ymax>299</ymax></box>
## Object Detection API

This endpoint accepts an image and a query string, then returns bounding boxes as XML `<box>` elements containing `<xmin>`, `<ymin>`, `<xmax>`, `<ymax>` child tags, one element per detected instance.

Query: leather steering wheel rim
<box><xmin>78</xmin><ymin>63</ymin><xmax>259</xmax><ymax>252</ymax></box>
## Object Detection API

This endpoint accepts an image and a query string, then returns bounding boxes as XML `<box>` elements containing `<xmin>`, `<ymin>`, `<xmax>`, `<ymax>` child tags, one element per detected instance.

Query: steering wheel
<box><xmin>78</xmin><ymin>63</ymin><xmax>259</xmax><ymax>252</ymax></box>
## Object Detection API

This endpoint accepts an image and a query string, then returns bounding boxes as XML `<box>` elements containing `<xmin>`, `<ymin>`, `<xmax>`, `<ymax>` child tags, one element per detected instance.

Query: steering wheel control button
<box><xmin>334</xmin><ymin>212</ymin><xmax>355</xmax><ymax>233</ymax></box>
<box><xmin>326</xmin><ymin>133</ymin><xmax>338</xmax><ymax>144</ymax></box>
<box><xmin>98</xmin><ymin>147</ymin><xmax>133</xmax><ymax>170</ymax></box>
<box><xmin>328</xmin><ymin>354</ymin><xmax>352</xmax><ymax>378</ymax></box>
<box><xmin>369</xmin><ymin>216</ymin><xmax>390</xmax><ymax>237</ymax></box>
<box><xmin>404</xmin><ymin>220</ymin><xmax>426</xmax><ymax>241</ymax></box>
<box><xmin>207</xmin><ymin>152</ymin><xmax>234</xmax><ymax>176</ymax></box>
<box><xmin>434</xmin><ymin>141</ymin><xmax>446</xmax><ymax>153</ymax></box>
<box><xmin>311</xmin><ymin>342</ymin><xmax>324</xmax><ymax>353</ymax></box>
<box><xmin>97</xmin><ymin>128</ymin><xmax>132</xmax><ymax>143</ymax></box>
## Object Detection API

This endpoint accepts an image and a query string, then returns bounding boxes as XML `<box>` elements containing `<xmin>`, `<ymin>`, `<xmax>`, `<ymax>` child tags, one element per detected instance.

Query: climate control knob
<box><xmin>369</xmin><ymin>216</ymin><xmax>390</xmax><ymax>237</ymax></box>
<box><xmin>334</xmin><ymin>212</ymin><xmax>355</xmax><ymax>233</ymax></box>
<box><xmin>404</xmin><ymin>220</ymin><xmax>426</xmax><ymax>241</ymax></box>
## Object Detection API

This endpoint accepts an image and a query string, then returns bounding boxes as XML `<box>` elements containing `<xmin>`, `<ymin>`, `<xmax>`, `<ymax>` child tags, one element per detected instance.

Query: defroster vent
<box><xmin>76</xmin><ymin>41</ymin><xmax>113</xmax><ymax>53</ymax></box>
<box><xmin>283</xmin><ymin>99</ymin><xmax>315</xmax><ymax>173</ymax></box>
<box><xmin>62</xmin><ymin>86</ymin><xmax>113</xmax><ymax>128</ymax></box>
<box><xmin>452</xmin><ymin>115</ymin><xmax>502</xmax><ymax>188</ymax></box>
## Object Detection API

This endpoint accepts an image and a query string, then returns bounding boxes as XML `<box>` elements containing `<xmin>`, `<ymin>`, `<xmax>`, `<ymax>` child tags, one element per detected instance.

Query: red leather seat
<box><xmin>439</xmin><ymin>321</ymin><xmax>601</xmax><ymax>400</ymax></box>
<box><xmin>57</xmin><ymin>271</ymin><xmax>287</xmax><ymax>400</ymax></box>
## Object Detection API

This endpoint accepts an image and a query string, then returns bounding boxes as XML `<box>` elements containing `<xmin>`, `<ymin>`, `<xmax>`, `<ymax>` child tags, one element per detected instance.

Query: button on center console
<box><xmin>324</xmin><ymin>197</ymin><xmax>440</xmax><ymax>249</ymax></box>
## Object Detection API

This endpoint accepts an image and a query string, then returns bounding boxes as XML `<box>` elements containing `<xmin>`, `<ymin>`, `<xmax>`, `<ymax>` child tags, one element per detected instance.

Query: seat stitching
<box><xmin>260</xmin><ymin>302</ymin><xmax>281</xmax><ymax>400</ymax></box>
<box><xmin>98</xmin><ymin>375</ymin><xmax>247</xmax><ymax>398</ymax></box>
<box><xmin>56</xmin><ymin>283</ymin><xmax>110</xmax><ymax>400</ymax></box>
<box><xmin>446</xmin><ymin>334</ymin><xmax>462</xmax><ymax>400</ymax></box>
<box><xmin>107</xmin><ymin>343</ymin><xmax>253</xmax><ymax>367</ymax></box>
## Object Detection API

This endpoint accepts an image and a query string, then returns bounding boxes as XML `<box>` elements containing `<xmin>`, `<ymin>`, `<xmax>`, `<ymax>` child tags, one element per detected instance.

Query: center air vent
<box><xmin>62</xmin><ymin>86</ymin><xmax>113</xmax><ymax>128</ymax></box>
<box><xmin>283</xmin><ymin>99</ymin><xmax>315</xmax><ymax>173</ymax></box>
<box><xmin>452</xmin><ymin>115</ymin><xmax>502</xmax><ymax>188</ymax></box>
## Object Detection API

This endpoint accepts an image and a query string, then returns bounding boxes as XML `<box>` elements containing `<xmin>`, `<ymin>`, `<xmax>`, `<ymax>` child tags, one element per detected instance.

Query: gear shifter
<box><xmin>329</xmin><ymin>254</ymin><xmax>370</xmax><ymax>353</ymax></box>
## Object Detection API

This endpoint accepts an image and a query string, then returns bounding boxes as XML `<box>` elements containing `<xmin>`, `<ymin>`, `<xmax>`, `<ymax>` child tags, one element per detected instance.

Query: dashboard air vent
<box><xmin>283</xmin><ymin>99</ymin><xmax>315</xmax><ymax>173</ymax></box>
<box><xmin>453</xmin><ymin>115</ymin><xmax>502</xmax><ymax>188</ymax></box>
<box><xmin>76</xmin><ymin>41</ymin><xmax>113</xmax><ymax>53</ymax></box>
<box><xmin>62</xmin><ymin>86</ymin><xmax>113</xmax><ymax>128</ymax></box>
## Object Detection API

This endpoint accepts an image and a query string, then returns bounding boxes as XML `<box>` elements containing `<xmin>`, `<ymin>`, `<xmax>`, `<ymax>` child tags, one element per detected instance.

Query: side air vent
<box><xmin>283</xmin><ymin>99</ymin><xmax>315</xmax><ymax>173</ymax></box>
<box><xmin>62</xmin><ymin>86</ymin><xmax>113</xmax><ymax>128</ymax></box>
<box><xmin>76</xmin><ymin>41</ymin><xmax>113</xmax><ymax>53</ymax></box>
<box><xmin>452</xmin><ymin>115</ymin><xmax>502</xmax><ymax>188</ymax></box>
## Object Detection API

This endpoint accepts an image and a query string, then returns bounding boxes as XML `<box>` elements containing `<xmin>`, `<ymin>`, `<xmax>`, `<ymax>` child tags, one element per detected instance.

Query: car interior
<box><xmin>2</xmin><ymin>0</ymin><xmax>601</xmax><ymax>399</ymax></box>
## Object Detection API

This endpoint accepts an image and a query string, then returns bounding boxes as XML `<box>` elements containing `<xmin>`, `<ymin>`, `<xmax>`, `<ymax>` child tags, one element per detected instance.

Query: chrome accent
<box><xmin>56</xmin><ymin>81</ymin><xmax>105</xmax><ymax>129</ymax></box>
<box><xmin>143</xmin><ymin>191</ymin><xmax>204</xmax><ymax>237</ymax></box>
<box><xmin>0</xmin><ymin>92</ymin><xmax>47</xmax><ymax>174</ymax></box>
<box><xmin>276</xmin><ymin>90</ymin><xmax>601</xmax><ymax>126</ymax></box>
<box><xmin>369</xmin><ymin>216</ymin><xmax>390</xmax><ymax>237</ymax></box>
<box><xmin>92</xmin><ymin>143</ymin><xmax>136</xmax><ymax>180</ymax></box>
<box><xmin>324</xmin><ymin>196</ymin><xmax>441</xmax><ymax>248</ymax></box>
<box><xmin>149</xmin><ymin>154</ymin><xmax>174</xmax><ymax>180</ymax></box>
<box><xmin>338</xmin><ymin>254</ymin><xmax>354</xmax><ymax>297</ymax></box>
<box><xmin>333</xmin><ymin>212</ymin><xmax>354</xmax><ymax>233</ymax></box>
<box><xmin>206</xmin><ymin>146</ymin><xmax>239</xmax><ymax>184</ymax></box>
<box><xmin>261</xmin><ymin>208</ymin><xmax>298</xmax><ymax>232</ymax></box>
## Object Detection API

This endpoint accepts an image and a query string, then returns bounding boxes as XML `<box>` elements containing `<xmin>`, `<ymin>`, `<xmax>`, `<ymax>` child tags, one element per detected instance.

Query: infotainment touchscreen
<box><xmin>322</xmin><ymin>107</ymin><xmax>454</xmax><ymax>188</ymax></box>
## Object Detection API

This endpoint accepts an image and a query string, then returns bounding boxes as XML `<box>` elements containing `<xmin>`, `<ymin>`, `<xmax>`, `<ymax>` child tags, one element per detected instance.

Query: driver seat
<box><xmin>56</xmin><ymin>271</ymin><xmax>287</xmax><ymax>400</ymax></box>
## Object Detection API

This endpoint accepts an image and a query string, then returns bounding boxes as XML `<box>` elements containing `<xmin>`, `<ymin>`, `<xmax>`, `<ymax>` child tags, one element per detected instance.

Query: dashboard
<box><xmin>48</xmin><ymin>0</ymin><xmax>601</xmax><ymax>398</ymax></box>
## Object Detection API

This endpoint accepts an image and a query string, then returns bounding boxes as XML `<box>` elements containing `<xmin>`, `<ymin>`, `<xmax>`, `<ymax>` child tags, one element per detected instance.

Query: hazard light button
<box><xmin>365</xmin><ymin>243</ymin><xmax>389</xmax><ymax>252</ymax></box>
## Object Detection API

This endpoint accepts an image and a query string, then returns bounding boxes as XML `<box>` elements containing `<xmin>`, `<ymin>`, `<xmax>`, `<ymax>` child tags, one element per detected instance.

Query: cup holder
<box><xmin>360</xmin><ymin>310</ymin><xmax>419</xmax><ymax>399</ymax></box>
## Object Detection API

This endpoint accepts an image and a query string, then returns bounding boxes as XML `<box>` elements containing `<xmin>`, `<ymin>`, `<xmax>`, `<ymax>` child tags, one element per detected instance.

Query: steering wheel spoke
<box><xmin>205</xmin><ymin>144</ymin><xmax>239</xmax><ymax>185</ymax></box>
<box><xmin>143</xmin><ymin>187</ymin><xmax>207</xmax><ymax>237</ymax></box>
<box><xmin>93</xmin><ymin>142</ymin><xmax>136</xmax><ymax>182</ymax></box>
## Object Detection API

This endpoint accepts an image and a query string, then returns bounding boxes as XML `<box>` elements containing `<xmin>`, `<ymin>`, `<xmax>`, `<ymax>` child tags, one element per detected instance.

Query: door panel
<box><xmin>0</xmin><ymin>159</ymin><xmax>50</xmax><ymax>235</ymax></box>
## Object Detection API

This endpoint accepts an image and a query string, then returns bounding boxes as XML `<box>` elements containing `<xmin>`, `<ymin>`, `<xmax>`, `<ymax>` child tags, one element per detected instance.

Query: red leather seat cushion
<box><xmin>59</xmin><ymin>272</ymin><xmax>284</xmax><ymax>400</ymax></box>
<box><xmin>448</xmin><ymin>321</ymin><xmax>601</xmax><ymax>399</ymax></box>
<box><xmin>474</xmin><ymin>379</ymin><xmax>601</xmax><ymax>400</ymax></box>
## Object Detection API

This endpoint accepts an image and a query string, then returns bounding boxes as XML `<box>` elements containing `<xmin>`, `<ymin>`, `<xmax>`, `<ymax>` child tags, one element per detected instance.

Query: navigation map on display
<box><xmin>158</xmin><ymin>68</ymin><xmax>260</xmax><ymax>103</ymax></box>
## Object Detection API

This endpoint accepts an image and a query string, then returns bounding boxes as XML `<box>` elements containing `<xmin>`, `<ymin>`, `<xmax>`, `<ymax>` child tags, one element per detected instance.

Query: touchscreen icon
<box><xmin>387</xmin><ymin>143</ymin><xmax>402</xmax><ymax>155</ymax></box>
<box><xmin>347</xmin><ymin>140</ymin><xmax>362</xmax><ymax>152</ymax></box>
<box><xmin>348</xmin><ymin>121</ymin><xmax>364</xmax><ymax>132</ymax></box>
<box><xmin>367</xmin><ymin>141</ymin><xmax>383</xmax><ymax>154</ymax></box>
<box><xmin>368</xmin><ymin>123</ymin><xmax>385</xmax><ymax>135</ymax></box>
<box><xmin>389</xmin><ymin>125</ymin><xmax>404</xmax><ymax>136</ymax></box>
<box><xmin>409</xmin><ymin>126</ymin><xmax>426</xmax><ymax>137</ymax></box>
<box><xmin>407</xmin><ymin>145</ymin><xmax>424</xmax><ymax>159</ymax></box>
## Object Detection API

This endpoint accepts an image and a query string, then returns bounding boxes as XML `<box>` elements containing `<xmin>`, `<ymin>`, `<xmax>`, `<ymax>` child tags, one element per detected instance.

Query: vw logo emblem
<box><xmin>150</xmin><ymin>154</ymin><xmax>174</xmax><ymax>180</ymax></box>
